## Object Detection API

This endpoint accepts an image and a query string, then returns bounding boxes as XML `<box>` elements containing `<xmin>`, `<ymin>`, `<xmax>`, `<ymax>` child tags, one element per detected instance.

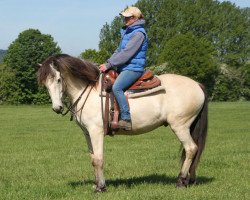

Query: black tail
<box><xmin>181</xmin><ymin>84</ymin><xmax>208</xmax><ymax>169</ymax></box>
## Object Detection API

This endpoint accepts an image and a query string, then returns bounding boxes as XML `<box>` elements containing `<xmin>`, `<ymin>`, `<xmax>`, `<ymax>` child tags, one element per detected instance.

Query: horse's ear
<box><xmin>51</xmin><ymin>61</ymin><xmax>60</xmax><ymax>71</ymax></box>
<box><xmin>36</xmin><ymin>63</ymin><xmax>42</xmax><ymax>70</ymax></box>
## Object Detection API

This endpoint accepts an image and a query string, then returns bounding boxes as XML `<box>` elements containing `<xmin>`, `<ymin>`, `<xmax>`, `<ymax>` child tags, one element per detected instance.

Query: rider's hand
<box><xmin>99</xmin><ymin>64</ymin><xmax>107</xmax><ymax>72</ymax></box>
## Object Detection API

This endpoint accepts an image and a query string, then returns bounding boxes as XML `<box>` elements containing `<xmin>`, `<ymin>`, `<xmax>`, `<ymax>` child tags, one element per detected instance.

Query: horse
<box><xmin>37</xmin><ymin>54</ymin><xmax>208</xmax><ymax>192</ymax></box>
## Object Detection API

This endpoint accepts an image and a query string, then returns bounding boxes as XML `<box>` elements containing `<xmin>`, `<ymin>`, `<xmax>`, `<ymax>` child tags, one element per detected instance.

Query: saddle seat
<box><xmin>103</xmin><ymin>70</ymin><xmax>161</xmax><ymax>91</ymax></box>
<box><xmin>101</xmin><ymin>70</ymin><xmax>161</xmax><ymax>135</ymax></box>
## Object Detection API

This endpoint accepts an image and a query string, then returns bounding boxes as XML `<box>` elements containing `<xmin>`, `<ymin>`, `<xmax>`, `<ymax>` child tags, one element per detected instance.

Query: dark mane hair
<box><xmin>37</xmin><ymin>54</ymin><xmax>100</xmax><ymax>86</ymax></box>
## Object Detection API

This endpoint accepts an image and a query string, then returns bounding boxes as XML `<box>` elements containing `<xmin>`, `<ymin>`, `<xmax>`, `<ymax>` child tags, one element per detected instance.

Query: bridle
<box><xmin>60</xmin><ymin>74</ymin><xmax>96</xmax><ymax>120</ymax></box>
<box><xmin>62</xmin><ymin>83</ymin><xmax>92</xmax><ymax>118</ymax></box>
<box><xmin>56</xmin><ymin>71</ymin><xmax>107</xmax><ymax>135</ymax></box>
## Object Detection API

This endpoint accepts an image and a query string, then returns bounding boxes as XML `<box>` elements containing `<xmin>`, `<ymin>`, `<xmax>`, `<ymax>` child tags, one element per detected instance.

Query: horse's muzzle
<box><xmin>52</xmin><ymin>106</ymin><xmax>64</xmax><ymax>114</ymax></box>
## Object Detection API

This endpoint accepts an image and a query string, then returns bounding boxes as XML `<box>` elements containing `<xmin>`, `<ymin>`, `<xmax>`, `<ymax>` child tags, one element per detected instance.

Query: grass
<box><xmin>0</xmin><ymin>102</ymin><xmax>249</xmax><ymax>199</ymax></box>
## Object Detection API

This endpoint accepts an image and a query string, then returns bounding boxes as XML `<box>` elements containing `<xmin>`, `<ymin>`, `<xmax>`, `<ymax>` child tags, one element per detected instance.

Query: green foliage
<box><xmin>215</xmin><ymin>2</ymin><xmax>250</xmax><ymax>65</ymax></box>
<box><xmin>212</xmin><ymin>74</ymin><xmax>241</xmax><ymax>101</ymax></box>
<box><xmin>139</xmin><ymin>0</ymin><xmax>249</xmax><ymax>67</ymax></box>
<box><xmin>0</xmin><ymin>64</ymin><xmax>21</xmax><ymax>104</ymax></box>
<box><xmin>3</xmin><ymin>29</ymin><xmax>61</xmax><ymax>104</ymax></box>
<box><xmin>212</xmin><ymin>63</ymin><xmax>250</xmax><ymax>101</ymax></box>
<box><xmin>157</xmin><ymin>32</ymin><xmax>218</xmax><ymax>95</ymax></box>
<box><xmin>80</xmin><ymin>49</ymin><xmax>108</xmax><ymax>64</ymax></box>
<box><xmin>241</xmin><ymin>63</ymin><xmax>250</xmax><ymax>99</ymax></box>
<box><xmin>0</xmin><ymin>49</ymin><xmax>6</xmax><ymax>64</ymax></box>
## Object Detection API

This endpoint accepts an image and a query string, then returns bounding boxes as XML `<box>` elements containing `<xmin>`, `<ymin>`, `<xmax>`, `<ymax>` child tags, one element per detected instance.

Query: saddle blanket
<box><xmin>99</xmin><ymin>85</ymin><xmax>165</xmax><ymax>98</ymax></box>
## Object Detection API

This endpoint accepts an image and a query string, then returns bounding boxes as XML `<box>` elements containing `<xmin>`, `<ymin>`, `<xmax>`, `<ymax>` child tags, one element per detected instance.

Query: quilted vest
<box><xmin>118</xmin><ymin>24</ymin><xmax>148</xmax><ymax>72</ymax></box>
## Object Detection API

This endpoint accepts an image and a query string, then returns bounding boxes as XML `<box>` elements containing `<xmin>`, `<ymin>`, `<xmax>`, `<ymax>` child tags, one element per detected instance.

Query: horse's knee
<box><xmin>91</xmin><ymin>156</ymin><xmax>103</xmax><ymax>168</ymax></box>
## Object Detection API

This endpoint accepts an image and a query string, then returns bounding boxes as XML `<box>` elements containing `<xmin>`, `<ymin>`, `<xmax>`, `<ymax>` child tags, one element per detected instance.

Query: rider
<box><xmin>99</xmin><ymin>6</ymin><xmax>148</xmax><ymax>131</ymax></box>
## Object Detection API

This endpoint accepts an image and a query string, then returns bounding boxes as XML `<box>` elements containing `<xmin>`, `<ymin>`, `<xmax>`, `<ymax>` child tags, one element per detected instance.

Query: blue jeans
<box><xmin>112</xmin><ymin>70</ymin><xmax>143</xmax><ymax>121</ymax></box>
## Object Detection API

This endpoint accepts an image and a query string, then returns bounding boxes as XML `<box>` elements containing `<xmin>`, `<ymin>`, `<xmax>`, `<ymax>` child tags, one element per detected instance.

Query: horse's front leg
<box><xmin>91</xmin><ymin>153</ymin><xmax>106</xmax><ymax>192</ymax></box>
<box><xmin>89</xmin><ymin>129</ymin><xmax>106</xmax><ymax>192</ymax></box>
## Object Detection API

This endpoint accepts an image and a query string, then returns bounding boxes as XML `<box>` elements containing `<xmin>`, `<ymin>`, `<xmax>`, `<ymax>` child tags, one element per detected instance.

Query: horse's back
<box><xmin>160</xmin><ymin>72</ymin><xmax>203</xmax><ymax>89</ymax></box>
<box><xmin>159</xmin><ymin>73</ymin><xmax>204</xmax><ymax>104</ymax></box>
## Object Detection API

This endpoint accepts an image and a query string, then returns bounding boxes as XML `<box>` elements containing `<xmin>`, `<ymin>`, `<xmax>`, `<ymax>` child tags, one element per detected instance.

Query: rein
<box><xmin>100</xmin><ymin>73</ymin><xmax>108</xmax><ymax>135</ymax></box>
<box><xmin>62</xmin><ymin>83</ymin><xmax>91</xmax><ymax>118</ymax></box>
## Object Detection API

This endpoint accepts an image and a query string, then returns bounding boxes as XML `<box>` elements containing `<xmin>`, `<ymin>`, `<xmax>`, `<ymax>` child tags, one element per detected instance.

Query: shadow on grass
<box><xmin>69</xmin><ymin>174</ymin><xmax>214</xmax><ymax>188</ymax></box>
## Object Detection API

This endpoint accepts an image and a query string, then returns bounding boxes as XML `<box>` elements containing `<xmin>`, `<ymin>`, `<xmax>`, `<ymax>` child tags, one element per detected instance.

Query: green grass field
<box><xmin>0</xmin><ymin>102</ymin><xmax>249</xmax><ymax>199</ymax></box>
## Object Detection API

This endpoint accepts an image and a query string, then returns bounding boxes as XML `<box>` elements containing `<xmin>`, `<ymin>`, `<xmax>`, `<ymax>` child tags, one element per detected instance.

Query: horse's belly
<box><xmin>128</xmin><ymin>95</ymin><xmax>166</xmax><ymax>134</ymax></box>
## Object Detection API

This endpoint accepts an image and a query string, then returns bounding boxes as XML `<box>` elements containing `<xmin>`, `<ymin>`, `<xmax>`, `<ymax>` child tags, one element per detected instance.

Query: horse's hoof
<box><xmin>189</xmin><ymin>179</ymin><xmax>197</xmax><ymax>185</ymax></box>
<box><xmin>176</xmin><ymin>177</ymin><xmax>188</xmax><ymax>188</ymax></box>
<box><xmin>95</xmin><ymin>185</ymin><xmax>107</xmax><ymax>193</ymax></box>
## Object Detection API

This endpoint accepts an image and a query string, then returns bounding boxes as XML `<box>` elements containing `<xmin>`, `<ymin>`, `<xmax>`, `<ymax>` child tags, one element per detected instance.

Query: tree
<box><xmin>0</xmin><ymin>49</ymin><xmax>6</xmax><ymax>63</ymax></box>
<box><xmin>98</xmin><ymin>17</ymin><xmax>123</xmax><ymax>60</ymax></box>
<box><xmin>147</xmin><ymin>0</ymin><xmax>249</xmax><ymax>66</ymax></box>
<box><xmin>211</xmin><ymin>62</ymin><xmax>250</xmax><ymax>101</ymax></box>
<box><xmin>157</xmin><ymin>32</ymin><xmax>218</xmax><ymax>95</ymax></box>
<box><xmin>80</xmin><ymin>49</ymin><xmax>108</xmax><ymax>64</ymax></box>
<box><xmin>0</xmin><ymin>64</ymin><xmax>20</xmax><ymax>104</ymax></box>
<box><xmin>3</xmin><ymin>29</ymin><xmax>61</xmax><ymax>104</ymax></box>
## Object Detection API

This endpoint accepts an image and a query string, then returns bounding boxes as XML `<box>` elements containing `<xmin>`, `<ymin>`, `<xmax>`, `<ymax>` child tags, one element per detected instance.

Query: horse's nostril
<box><xmin>52</xmin><ymin>106</ymin><xmax>63</xmax><ymax>114</ymax></box>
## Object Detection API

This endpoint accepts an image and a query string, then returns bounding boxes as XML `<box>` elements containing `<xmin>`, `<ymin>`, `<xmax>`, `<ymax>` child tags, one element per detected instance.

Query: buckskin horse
<box><xmin>37</xmin><ymin>54</ymin><xmax>208</xmax><ymax>192</ymax></box>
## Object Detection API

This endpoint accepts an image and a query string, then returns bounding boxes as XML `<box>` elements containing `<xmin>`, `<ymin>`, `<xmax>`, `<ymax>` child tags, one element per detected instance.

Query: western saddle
<box><xmin>101</xmin><ymin>70</ymin><xmax>161</xmax><ymax>135</ymax></box>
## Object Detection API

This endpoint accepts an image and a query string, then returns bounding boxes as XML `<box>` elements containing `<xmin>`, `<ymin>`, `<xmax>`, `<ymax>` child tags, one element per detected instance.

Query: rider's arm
<box><xmin>105</xmin><ymin>32</ymin><xmax>145</xmax><ymax>69</ymax></box>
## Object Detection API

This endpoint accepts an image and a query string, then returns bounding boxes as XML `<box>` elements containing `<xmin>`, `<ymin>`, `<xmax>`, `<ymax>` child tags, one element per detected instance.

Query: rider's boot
<box><xmin>118</xmin><ymin>119</ymin><xmax>132</xmax><ymax>131</ymax></box>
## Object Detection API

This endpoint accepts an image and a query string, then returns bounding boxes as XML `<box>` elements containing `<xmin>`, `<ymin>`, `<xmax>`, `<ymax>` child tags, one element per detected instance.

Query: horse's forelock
<box><xmin>37</xmin><ymin>56</ymin><xmax>56</xmax><ymax>85</ymax></box>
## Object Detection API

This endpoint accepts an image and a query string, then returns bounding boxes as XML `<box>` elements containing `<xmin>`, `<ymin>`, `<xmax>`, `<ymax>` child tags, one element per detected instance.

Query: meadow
<box><xmin>0</xmin><ymin>102</ymin><xmax>249</xmax><ymax>199</ymax></box>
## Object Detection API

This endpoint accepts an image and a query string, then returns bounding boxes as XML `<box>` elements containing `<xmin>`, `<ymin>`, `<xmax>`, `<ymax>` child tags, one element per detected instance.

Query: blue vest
<box><xmin>118</xmin><ymin>24</ymin><xmax>148</xmax><ymax>73</ymax></box>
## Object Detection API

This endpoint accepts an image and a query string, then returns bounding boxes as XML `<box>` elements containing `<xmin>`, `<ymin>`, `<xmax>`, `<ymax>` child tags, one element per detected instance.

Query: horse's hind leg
<box><xmin>171</xmin><ymin>126</ymin><xmax>198</xmax><ymax>188</ymax></box>
<box><xmin>189</xmin><ymin>161</ymin><xmax>197</xmax><ymax>185</ymax></box>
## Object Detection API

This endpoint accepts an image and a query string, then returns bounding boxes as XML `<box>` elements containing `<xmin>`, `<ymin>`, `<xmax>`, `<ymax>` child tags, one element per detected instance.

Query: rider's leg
<box><xmin>112</xmin><ymin>70</ymin><xmax>143</xmax><ymax>128</ymax></box>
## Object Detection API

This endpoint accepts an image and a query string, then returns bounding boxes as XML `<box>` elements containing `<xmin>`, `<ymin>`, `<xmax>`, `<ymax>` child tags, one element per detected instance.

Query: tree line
<box><xmin>0</xmin><ymin>0</ymin><xmax>249</xmax><ymax>104</ymax></box>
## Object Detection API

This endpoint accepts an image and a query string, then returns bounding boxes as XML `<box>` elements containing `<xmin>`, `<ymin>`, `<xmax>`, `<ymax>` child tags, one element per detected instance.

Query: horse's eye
<box><xmin>57</xmin><ymin>78</ymin><xmax>61</xmax><ymax>83</ymax></box>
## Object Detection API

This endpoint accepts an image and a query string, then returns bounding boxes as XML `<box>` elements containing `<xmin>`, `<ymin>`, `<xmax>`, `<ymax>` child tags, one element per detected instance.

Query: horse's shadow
<box><xmin>68</xmin><ymin>174</ymin><xmax>214</xmax><ymax>189</ymax></box>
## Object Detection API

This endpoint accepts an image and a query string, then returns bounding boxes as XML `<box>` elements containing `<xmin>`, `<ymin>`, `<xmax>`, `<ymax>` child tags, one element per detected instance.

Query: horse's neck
<box><xmin>64</xmin><ymin>74</ymin><xmax>89</xmax><ymax>101</ymax></box>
